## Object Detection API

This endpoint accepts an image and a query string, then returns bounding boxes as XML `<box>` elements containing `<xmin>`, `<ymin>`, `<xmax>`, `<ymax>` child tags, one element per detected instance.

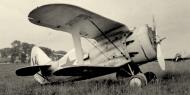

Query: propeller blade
<box><xmin>157</xmin><ymin>44</ymin><xmax>165</xmax><ymax>71</ymax></box>
<box><xmin>152</xmin><ymin>15</ymin><xmax>156</xmax><ymax>32</ymax></box>
<box><xmin>152</xmin><ymin>16</ymin><xmax>166</xmax><ymax>71</ymax></box>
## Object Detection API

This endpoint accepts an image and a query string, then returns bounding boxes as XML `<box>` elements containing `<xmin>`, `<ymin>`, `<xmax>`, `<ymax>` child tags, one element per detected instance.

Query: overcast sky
<box><xmin>0</xmin><ymin>0</ymin><xmax>190</xmax><ymax>57</ymax></box>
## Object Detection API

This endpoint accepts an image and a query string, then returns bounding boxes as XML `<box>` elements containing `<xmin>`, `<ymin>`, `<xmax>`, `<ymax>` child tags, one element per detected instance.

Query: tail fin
<box><xmin>16</xmin><ymin>46</ymin><xmax>52</xmax><ymax>84</ymax></box>
<box><xmin>16</xmin><ymin>46</ymin><xmax>52</xmax><ymax>76</ymax></box>
<box><xmin>31</xmin><ymin>46</ymin><xmax>51</xmax><ymax>66</ymax></box>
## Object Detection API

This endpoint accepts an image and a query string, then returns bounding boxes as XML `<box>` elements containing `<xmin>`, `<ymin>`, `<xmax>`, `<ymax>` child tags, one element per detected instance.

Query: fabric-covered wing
<box><xmin>16</xmin><ymin>65</ymin><xmax>51</xmax><ymax>76</ymax></box>
<box><xmin>183</xmin><ymin>57</ymin><xmax>190</xmax><ymax>60</ymax></box>
<box><xmin>53</xmin><ymin>66</ymin><xmax>119</xmax><ymax>76</ymax></box>
<box><xmin>28</xmin><ymin>4</ymin><xmax>129</xmax><ymax>39</ymax></box>
<box><xmin>165</xmin><ymin>58</ymin><xmax>174</xmax><ymax>61</ymax></box>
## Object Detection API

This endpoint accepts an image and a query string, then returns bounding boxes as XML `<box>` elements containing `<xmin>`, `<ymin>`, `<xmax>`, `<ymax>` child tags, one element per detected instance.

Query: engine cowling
<box><xmin>125</xmin><ymin>25</ymin><xmax>157</xmax><ymax>64</ymax></box>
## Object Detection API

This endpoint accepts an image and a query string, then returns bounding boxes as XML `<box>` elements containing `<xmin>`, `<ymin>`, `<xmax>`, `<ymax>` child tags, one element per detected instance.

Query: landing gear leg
<box><xmin>116</xmin><ymin>63</ymin><xmax>157</xmax><ymax>87</ymax></box>
<box><xmin>116</xmin><ymin>63</ymin><xmax>141</xmax><ymax>80</ymax></box>
<box><xmin>34</xmin><ymin>71</ymin><xmax>50</xmax><ymax>84</ymax></box>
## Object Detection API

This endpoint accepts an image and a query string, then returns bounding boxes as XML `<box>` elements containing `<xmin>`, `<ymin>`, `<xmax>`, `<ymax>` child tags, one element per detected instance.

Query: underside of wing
<box><xmin>16</xmin><ymin>65</ymin><xmax>51</xmax><ymax>76</ymax></box>
<box><xmin>28</xmin><ymin>4</ymin><xmax>129</xmax><ymax>39</ymax></box>
<box><xmin>182</xmin><ymin>57</ymin><xmax>190</xmax><ymax>60</ymax></box>
<box><xmin>53</xmin><ymin>66</ymin><xmax>119</xmax><ymax>76</ymax></box>
<box><xmin>165</xmin><ymin>58</ymin><xmax>174</xmax><ymax>61</ymax></box>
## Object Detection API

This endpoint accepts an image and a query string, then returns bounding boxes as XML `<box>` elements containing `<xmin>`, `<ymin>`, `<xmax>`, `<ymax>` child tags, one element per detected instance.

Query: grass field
<box><xmin>1</xmin><ymin>61</ymin><xmax>190</xmax><ymax>95</ymax></box>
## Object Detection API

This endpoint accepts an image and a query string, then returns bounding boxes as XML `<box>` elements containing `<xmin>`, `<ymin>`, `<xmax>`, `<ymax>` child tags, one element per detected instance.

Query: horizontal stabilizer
<box><xmin>16</xmin><ymin>65</ymin><xmax>51</xmax><ymax>76</ymax></box>
<box><xmin>53</xmin><ymin>66</ymin><xmax>119</xmax><ymax>76</ymax></box>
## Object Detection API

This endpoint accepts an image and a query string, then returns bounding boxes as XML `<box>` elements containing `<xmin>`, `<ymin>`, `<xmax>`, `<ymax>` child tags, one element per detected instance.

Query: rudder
<box><xmin>31</xmin><ymin>46</ymin><xmax>51</xmax><ymax>66</ymax></box>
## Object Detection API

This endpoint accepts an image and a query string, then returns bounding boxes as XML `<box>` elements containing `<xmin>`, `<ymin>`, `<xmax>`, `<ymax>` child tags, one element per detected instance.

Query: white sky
<box><xmin>0</xmin><ymin>0</ymin><xmax>190</xmax><ymax>57</ymax></box>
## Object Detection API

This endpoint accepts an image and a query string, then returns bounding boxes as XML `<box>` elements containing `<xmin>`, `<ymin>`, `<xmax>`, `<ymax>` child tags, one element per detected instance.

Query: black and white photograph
<box><xmin>0</xmin><ymin>0</ymin><xmax>190</xmax><ymax>95</ymax></box>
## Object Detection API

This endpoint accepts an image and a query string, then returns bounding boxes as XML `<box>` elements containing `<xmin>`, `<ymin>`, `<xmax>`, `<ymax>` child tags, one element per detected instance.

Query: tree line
<box><xmin>0</xmin><ymin>40</ymin><xmax>66</xmax><ymax>63</ymax></box>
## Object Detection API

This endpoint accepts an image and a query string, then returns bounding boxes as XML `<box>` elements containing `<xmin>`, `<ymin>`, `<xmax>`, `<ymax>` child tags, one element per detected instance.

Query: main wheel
<box><xmin>116</xmin><ymin>64</ymin><xmax>141</xmax><ymax>80</ymax></box>
<box><xmin>144</xmin><ymin>72</ymin><xmax>157</xmax><ymax>83</ymax></box>
<box><xmin>129</xmin><ymin>73</ymin><xmax>147</xmax><ymax>87</ymax></box>
<box><xmin>34</xmin><ymin>71</ymin><xmax>50</xmax><ymax>84</ymax></box>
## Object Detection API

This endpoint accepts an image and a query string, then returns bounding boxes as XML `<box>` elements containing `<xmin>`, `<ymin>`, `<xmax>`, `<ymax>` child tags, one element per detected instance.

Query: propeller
<box><xmin>156</xmin><ymin>43</ymin><xmax>165</xmax><ymax>70</ymax></box>
<box><xmin>152</xmin><ymin>16</ymin><xmax>166</xmax><ymax>71</ymax></box>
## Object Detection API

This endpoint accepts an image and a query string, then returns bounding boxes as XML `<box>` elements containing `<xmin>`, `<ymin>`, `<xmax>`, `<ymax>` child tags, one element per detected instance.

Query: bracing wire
<box><xmin>84</xmin><ymin>38</ymin><xmax>110</xmax><ymax>60</ymax></box>
<box><xmin>88</xmin><ymin>19</ymin><xmax>129</xmax><ymax>60</ymax></box>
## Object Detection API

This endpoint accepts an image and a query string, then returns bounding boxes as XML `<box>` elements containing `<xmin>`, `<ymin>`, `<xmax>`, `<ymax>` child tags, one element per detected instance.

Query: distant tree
<box><xmin>40</xmin><ymin>47</ymin><xmax>53</xmax><ymax>57</ymax></box>
<box><xmin>11</xmin><ymin>40</ymin><xmax>21</xmax><ymax>48</ymax></box>
<box><xmin>52</xmin><ymin>50</ymin><xmax>67</xmax><ymax>60</ymax></box>
<box><xmin>0</xmin><ymin>48</ymin><xmax>12</xmax><ymax>58</ymax></box>
<box><xmin>20</xmin><ymin>52</ymin><xmax>26</xmax><ymax>63</ymax></box>
<box><xmin>55</xmin><ymin>50</ymin><xmax>67</xmax><ymax>55</ymax></box>
<box><xmin>22</xmin><ymin>42</ymin><xmax>34</xmax><ymax>55</ymax></box>
<box><xmin>0</xmin><ymin>40</ymin><xmax>67</xmax><ymax>63</ymax></box>
<box><xmin>10</xmin><ymin>40</ymin><xmax>23</xmax><ymax>63</ymax></box>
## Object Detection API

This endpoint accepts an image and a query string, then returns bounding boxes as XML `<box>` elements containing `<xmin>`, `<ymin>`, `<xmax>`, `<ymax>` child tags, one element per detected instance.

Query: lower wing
<box><xmin>183</xmin><ymin>57</ymin><xmax>190</xmax><ymax>60</ymax></box>
<box><xmin>165</xmin><ymin>58</ymin><xmax>174</xmax><ymax>61</ymax></box>
<box><xmin>53</xmin><ymin>66</ymin><xmax>120</xmax><ymax>76</ymax></box>
<box><xmin>16</xmin><ymin>65</ymin><xmax>51</xmax><ymax>76</ymax></box>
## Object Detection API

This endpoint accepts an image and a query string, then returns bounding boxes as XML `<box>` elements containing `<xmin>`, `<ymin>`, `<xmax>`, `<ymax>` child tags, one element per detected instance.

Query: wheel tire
<box><xmin>34</xmin><ymin>71</ymin><xmax>50</xmax><ymax>84</ymax></box>
<box><xmin>116</xmin><ymin>64</ymin><xmax>141</xmax><ymax>80</ymax></box>
<box><xmin>144</xmin><ymin>72</ymin><xmax>157</xmax><ymax>83</ymax></box>
<box><xmin>128</xmin><ymin>73</ymin><xmax>147</xmax><ymax>87</ymax></box>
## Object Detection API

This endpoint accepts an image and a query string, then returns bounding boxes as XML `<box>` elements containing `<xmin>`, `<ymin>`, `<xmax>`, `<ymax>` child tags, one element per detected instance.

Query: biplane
<box><xmin>165</xmin><ymin>53</ymin><xmax>190</xmax><ymax>62</ymax></box>
<box><xmin>16</xmin><ymin>4</ymin><xmax>166</xmax><ymax>87</ymax></box>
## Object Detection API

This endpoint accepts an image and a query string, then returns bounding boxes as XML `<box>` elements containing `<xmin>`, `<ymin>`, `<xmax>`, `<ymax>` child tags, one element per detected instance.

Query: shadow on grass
<box><xmin>43</xmin><ymin>79</ymin><xmax>126</xmax><ymax>87</ymax></box>
<box><xmin>160</xmin><ymin>71</ymin><xmax>190</xmax><ymax>81</ymax></box>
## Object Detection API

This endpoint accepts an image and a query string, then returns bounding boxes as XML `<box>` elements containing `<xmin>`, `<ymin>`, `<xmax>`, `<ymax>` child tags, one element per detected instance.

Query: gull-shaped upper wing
<box><xmin>28</xmin><ymin>4</ymin><xmax>129</xmax><ymax>39</ymax></box>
